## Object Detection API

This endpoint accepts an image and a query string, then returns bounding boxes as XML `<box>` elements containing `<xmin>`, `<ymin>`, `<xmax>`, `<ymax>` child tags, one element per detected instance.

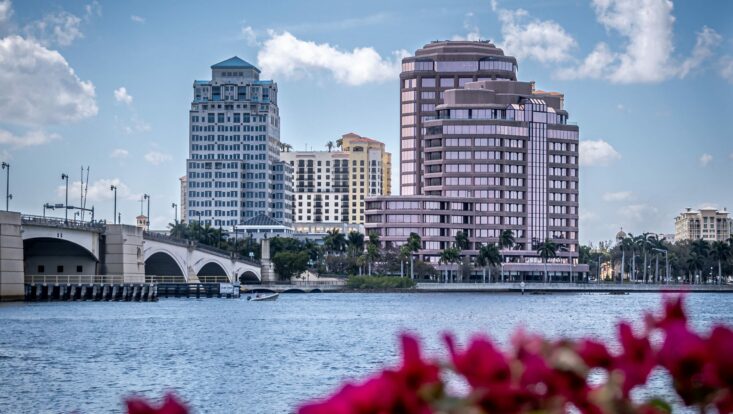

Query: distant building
<box><xmin>280</xmin><ymin>133</ymin><xmax>391</xmax><ymax>227</ymax></box>
<box><xmin>233</xmin><ymin>214</ymin><xmax>293</xmax><ymax>241</ymax></box>
<box><xmin>136</xmin><ymin>214</ymin><xmax>149</xmax><ymax>231</ymax></box>
<box><xmin>179</xmin><ymin>176</ymin><xmax>188</xmax><ymax>223</ymax></box>
<box><xmin>185</xmin><ymin>56</ymin><xmax>293</xmax><ymax>228</ymax></box>
<box><xmin>675</xmin><ymin>208</ymin><xmax>732</xmax><ymax>242</ymax></box>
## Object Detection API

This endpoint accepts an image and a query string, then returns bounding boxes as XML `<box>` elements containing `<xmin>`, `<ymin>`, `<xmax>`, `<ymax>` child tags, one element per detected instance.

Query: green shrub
<box><xmin>346</xmin><ymin>275</ymin><xmax>416</xmax><ymax>289</ymax></box>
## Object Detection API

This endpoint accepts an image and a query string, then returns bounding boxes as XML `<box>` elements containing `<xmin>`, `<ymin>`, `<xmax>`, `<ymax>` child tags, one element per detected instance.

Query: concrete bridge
<box><xmin>0</xmin><ymin>211</ymin><xmax>271</xmax><ymax>301</ymax></box>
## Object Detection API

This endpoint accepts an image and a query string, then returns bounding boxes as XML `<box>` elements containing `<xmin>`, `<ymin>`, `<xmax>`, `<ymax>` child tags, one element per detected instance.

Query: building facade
<box><xmin>365</xmin><ymin>40</ymin><xmax>587</xmax><ymax>280</ymax></box>
<box><xmin>280</xmin><ymin>133</ymin><xmax>391</xmax><ymax>226</ymax></box>
<box><xmin>185</xmin><ymin>56</ymin><xmax>293</xmax><ymax>228</ymax></box>
<box><xmin>675</xmin><ymin>208</ymin><xmax>732</xmax><ymax>242</ymax></box>
<box><xmin>179</xmin><ymin>176</ymin><xmax>188</xmax><ymax>223</ymax></box>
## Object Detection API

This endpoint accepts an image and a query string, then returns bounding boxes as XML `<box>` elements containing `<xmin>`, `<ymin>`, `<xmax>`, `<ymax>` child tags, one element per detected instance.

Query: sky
<box><xmin>0</xmin><ymin>0</ymin><xmax>731</xmax><ymax>244</ymax></box>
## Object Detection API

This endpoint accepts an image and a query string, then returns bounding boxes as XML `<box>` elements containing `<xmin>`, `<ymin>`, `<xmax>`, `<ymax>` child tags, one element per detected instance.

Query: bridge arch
<box><xmin>238</xmin><ymin>271</ymin><xmax>260</xmax><ymax>284</ymax></box>
<box><xmin>197</xmin><ymin>261</ymin><xmax>229</xmax><ymax>282</ymax></box>
<box><xmin>23</xmin><ymin>237</ymin><xmax>99</xmax><ymax>276</ymax></box>
<box><xmin>145</xmin><ymin>251</ymin><xmax>186</xmax><ymax>282</ymax></box>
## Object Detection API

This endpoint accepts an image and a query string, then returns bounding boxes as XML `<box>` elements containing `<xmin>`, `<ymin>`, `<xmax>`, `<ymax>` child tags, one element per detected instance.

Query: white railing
<box><xmin>290</xmin><ymin>280</ymin><xmax>346</xmax><ymax>287</ymax></box>
<box><xmin>25</xmin><ymin>275</ymin><xmax>125</xmax><ymax>284</ymax></box>
<box><xmin>145</xmin><ymin>275</ymin><xmax>232</xmax><ymax>283</ymax></box>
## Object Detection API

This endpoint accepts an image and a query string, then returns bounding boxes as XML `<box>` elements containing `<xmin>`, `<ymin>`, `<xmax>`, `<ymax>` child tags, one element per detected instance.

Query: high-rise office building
<box><xmin>675</xmin><ymin>208</ymin><xmax>732</xmax><ymax>242</ymax></box>
<box><xmin>185</xmin><ymin>57</ymin><xmax>292</xmax><ymax>227</ymax></box>
<box><xmin>280</xmin><ymin>133</ymin><xmax>391</xmax><ymax>231</ymax></box>
<box><xmin>365</xmin><ymin>41</ymin><xmax>587</xmax><ymax>280</ymax></box>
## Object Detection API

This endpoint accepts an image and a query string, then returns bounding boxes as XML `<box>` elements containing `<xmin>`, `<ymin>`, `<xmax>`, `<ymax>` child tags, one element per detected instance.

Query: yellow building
<box><xmin>281</xmin><ymin>132</ymin><xmax>392</xmax><ymax>226</ymax></box>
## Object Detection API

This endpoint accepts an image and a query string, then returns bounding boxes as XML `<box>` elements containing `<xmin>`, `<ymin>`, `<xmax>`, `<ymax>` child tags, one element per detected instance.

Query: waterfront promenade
<box><xmin>415</xmin><ymin>282</ymin><xmax>733</xmax><ymax>293</ymax></box>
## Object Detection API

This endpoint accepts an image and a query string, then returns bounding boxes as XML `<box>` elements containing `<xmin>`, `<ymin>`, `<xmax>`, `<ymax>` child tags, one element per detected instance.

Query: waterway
<box><xmin>1</xmin><ymin>292</ymin><xmax>732</xmax><ymax>413</ymax></box>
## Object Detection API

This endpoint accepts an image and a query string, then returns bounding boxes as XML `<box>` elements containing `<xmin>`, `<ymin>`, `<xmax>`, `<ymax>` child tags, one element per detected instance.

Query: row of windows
<box><xmin>401</xmin><ymin>59</ymin><xmax>515</xmax><ymax>74</ymax></box>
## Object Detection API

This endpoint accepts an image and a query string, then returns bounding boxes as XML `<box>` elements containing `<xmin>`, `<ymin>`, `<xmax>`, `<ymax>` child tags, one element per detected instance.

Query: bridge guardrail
<box><xmin>143</xmin><ymin>231</ymin><xmax>261</xmax><ymax>265</ymax></box>
<box><xmin>21</xmin><ymin>215</ymin><xmax>106</xmax><ymax>232</ymax></box>
<box><xmin>145</xmin><ymin>275</ymin><xmax>233</xmax><ymax>284</ymax></box>
<box><xmin>25</xmin><ymin>275</ymin><xmax>125</xmax><ymax>284</ymax></box>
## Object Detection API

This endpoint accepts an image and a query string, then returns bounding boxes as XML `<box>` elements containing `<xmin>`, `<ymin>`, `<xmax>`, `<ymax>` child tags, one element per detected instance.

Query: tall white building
<box><xmin>185</xmin><ymin>57</ymin><xmax>292</xmax><ymax>227</ymax></box>
<box><xmin>675</xmin><ymin>208</ymin><xmax>732</xmax><ymax>242</ymax></box>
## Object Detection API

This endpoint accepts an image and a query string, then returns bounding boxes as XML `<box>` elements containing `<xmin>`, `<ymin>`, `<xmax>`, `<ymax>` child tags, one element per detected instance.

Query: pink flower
<box><xmin>613</xmin><ymin>322</ymin><xmax>656</xmax><ymax>395</ymax></box>
<box><xmin>298</xmin><ymin>335</ymin><xmax>439</xmax><ymax>414</ymax></box>
<box><xmin>577</xmin><ymin>339</ymin><xmax>613</xmax><ymax>370</ymax></box>
<box><xmin>708</xmin><ymin>326</ymin><xmax>733</xmax><ymax>389</ymax></box>
<box><xmin>445</xmin><ymin>334</ymin><xmax>511</xmax><ymax>389</ymax></box>
<box><xmin>125</xmin><ymin>393</ymin><xmax>188</xmax><ymax>414</ymax></box>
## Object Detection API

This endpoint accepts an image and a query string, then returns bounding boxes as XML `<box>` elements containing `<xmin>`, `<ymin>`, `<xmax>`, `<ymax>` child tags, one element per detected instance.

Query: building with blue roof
<box><xmin>184</xmin><ymin>57</ymin><xmax>293</xmax><ymax>230</ymax></box>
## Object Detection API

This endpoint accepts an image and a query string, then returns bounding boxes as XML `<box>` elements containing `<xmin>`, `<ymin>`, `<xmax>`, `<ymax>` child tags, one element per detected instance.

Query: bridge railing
<box><xmin>143</xmin><ymin>231</ymin><xmax>261</xmax><ymax>265</ymax></box>
<box><xmin>145</xmin><ymin>275</ymin><xmax>233</xmax><ymax>284</ymax></box>
<box><xmin>290</xmin><ymin>280</ymin><xmax>346</xmax><ymax>286</ymax></box>
<box><xmin>25</xmin><ymin>275</ymin><xmax>125</xmax><ymax>284</ymax></box>
<box><xmin>21</xmin><ymin>215</ymin><xmax>106</xmax><ymax>232</ymax></box>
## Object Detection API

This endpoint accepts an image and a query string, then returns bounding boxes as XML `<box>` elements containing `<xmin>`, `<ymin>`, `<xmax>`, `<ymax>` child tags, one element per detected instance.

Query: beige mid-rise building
<box><xmin>281</xmin><ymin>133</ymin><xmax>391</xmax><ymax>226</ymax></box>
<box><xmin>675</xmin><ymin>208</ymin><xmax>732</xmax><ymax>242</ymax></box>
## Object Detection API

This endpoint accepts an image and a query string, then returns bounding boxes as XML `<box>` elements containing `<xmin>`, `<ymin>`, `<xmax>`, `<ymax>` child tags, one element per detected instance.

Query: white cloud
<box><xmin>721</xmin><ymin>56</ymin><xmax>733</xmax><ymax>83</ymax></box>
<box><xmin>618</xmin><ymin>204</ymin><xmax>659</xmax><ymax>222</ymax></box>
<box><xmin>555</xmin><ymin>42</ymin><xmax>615</xmax><ymax>79</ymax></box>
<box><xmin>84</xmin><ymin>1</ymin><xmax>101</xmax><ymax>20</ymax></box>
<box><xmin>57</xmin><ymin>178</ymin><xmax>134</xmax><ymax>203</ymax></box>
<box><xmin>699</xmin><ymin>153</ymin><xmax>713</xmax><ymax>167</ymax></box>
<box><xmin>560</xmin><ymin>0</ymin><xmax>721</xmax><ymax>83</ymax></box>
<box><xmin>130</xmin><ymin>15</ymin><xmax>145</xmax><ymax>24</ymax></box>
<box><xmin>492</xmin><ymin>3</ymin><xmax>576</xmax><ymax>63</ymax></box>
<box><xmin>579</xmin><ymin>211</ymin><xmax>598</xmax><ymax>222</ymax></box>
<box><xmin>579</xmin><ymin>140</ymin><xmax>621</xmax><ymax>166</ymax></box>
<box><xmin>257</xmin><ymin>31</ymin><xmax>408</xmax><ymax>86</ymax></box>
<box><xmin>144</xmin><ymin>151</ymin><xmax>171</xmax><ymax>165</ymax></box>
<box><xmin>603</xmin><ymin>191</ymin><xmax>632</xmax><ymax>202</ymax></box>
<box><xmin>0</xmin><ymin>129</ymin><xmax>59</xmax><ymax>148</ymax></box>
<box><xmin>0</xmin><ymin>36</ymin><xmax>97</xmax><ymax>125</ymax></box>
<box><xmin>679</xmin><ymin>26</ymin><xmax>722</xmax><ymax>78</ymax></box>
<box><xmin>452</xmin><ymin>13</ymin><xmax>481</xmax><ymax>42</ymax></box>
<box><xmin>241</xmin><ymin>25</ymin><xmax>257</xmax><ymax>46</ymax></box>
<box><xmin>122</xmin><ymin>116</ymin><xmax>150</xmax><ymax>134</ymax></box>
<box><xmin>110</xmin><ymin>148</ymin><xmax>129</xmax><ymax>159</ymax></box>
<box><xmin>24</xmin><ymin>11</ymin><xmax>84</xmax><ymax>47</ymax></box>
<box><xmin>0</xmin><ymin>0</ymin><xmax>12</xmax><ymax>25</ymax></box>
<box><xmin>114</xmin><ymin>87</ymin><xmax>133</xmax><ymax>105</ymax></box>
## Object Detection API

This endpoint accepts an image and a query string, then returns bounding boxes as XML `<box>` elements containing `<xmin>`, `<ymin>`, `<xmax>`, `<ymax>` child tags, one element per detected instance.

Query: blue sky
<box><xmin>0</xmin><ymin>0</ymin><xmax>731</xmax><ymax>243</ymax></box>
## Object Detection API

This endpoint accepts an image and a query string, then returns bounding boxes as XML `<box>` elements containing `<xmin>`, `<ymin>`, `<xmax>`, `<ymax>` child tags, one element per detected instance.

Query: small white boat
<box><xmin>247</xmin><ymin>292</ymin><xmax>279</xmax><ymax>301</ymax></box>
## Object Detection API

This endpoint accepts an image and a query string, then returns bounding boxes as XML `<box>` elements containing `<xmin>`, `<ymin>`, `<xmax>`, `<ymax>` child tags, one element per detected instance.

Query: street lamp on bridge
<box><xmin>171</xmin><ymin>202</ymin><xmax>177</xmax><ymax>223</ymax></box>
<box><xmin>110</xmin><ymin>185</ymin><xmax>117</xmax><ymax>224</ymax></box>
<box><xmin>61</xmin><ymin>173</ymin><xmax>69</xmax><ymax>223</ymax></box>
<box><xmin>2</xmin><ymin>162</ymin><xmax>10</xmax><ymax>211</ymax></box>
<box><xmin>143</xmin><ymin>194</ymin><xmax>150</xmax><ymax>229</ymax></box>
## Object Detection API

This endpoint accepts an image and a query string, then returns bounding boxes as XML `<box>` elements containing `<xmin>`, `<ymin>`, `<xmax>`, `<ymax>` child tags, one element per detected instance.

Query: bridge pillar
<box><xmin>103</xmin><ymin>225</ymin><xmax>145</xmax><ymax>283</ymax></box>
<box><xmin>0</xmin><ymin>211</ymin><xmax>24</xmax><ymax>301</ymax></box>
<box><xmin>260</xmin><ymin>238</ymin><xmax>276</xmax><ymax>284</ymax></box>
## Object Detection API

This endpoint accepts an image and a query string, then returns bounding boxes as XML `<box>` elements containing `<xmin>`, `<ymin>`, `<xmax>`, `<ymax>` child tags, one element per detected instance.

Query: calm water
<box><xmin>1</xmin><ymin>292</ymin><xmax>732</xmax><ymax>413</ymax></box>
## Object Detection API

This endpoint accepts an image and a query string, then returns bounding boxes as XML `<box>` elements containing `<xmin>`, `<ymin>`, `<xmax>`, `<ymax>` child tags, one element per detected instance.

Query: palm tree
<box><xmin>347</xmin><ymin>231</ymin><xmax>365</xmax><ymax>257</ymax></box>
<box><xmin>686</xmin><ymin>253</ymin><xmax>704</xmax><ymax>284</ymax></box>
<box><xmin>647</xmin><ymin>234</ymin><xmax>666</xmax><ymax>283</ymax></box>
<box><xmin>336</xmin><ymin>138</ymin><xmax>344</xmax><ymax>149</ymax></box>
<box><xmin>640</xmin><ymin>232</ymin><xmax>651</xmax><ymax>283</ymax></box>
<box><xmin>407</xmin><ymin>232</ymin><xmax>421</xmax><ymax>279</ymax></box>
<box><xmin>476</xmin><ymin>243</ymin><xmax>501</xmax><ymax>283</ymax></box>
<box><xmin>498</xmin><ymin>229</ymin><xmax>515</xmax><ymax>282</ymax></box>
<box><xmin>168</xmin><ymin>220</ymin><xmax>188</xmax><ymax>239</ymax></box>
<box><xmin>619</xmin><ymin>236</ymin><xmax>634</xmax><ymax>283</ymax></box>
<box><xmin>690</xmin><ymin>239</ymin><xmax>709</xmax><ymax>284</ymax></box>
<box><xmin>324</xmin><ymin>229</ymin><xmax>347</xmax><ymax>255</ymax></box>
<box><xmin>710</xmin><ymin>240</ymin><xmax>731</xmax><ymax>284</ymax></box>
<box><xmin>365</xmin><ymin>232</ymin><xmax>380</xmax><ymax>276</ymax></box>
<box><xmin>439</xmin><ymin>247</ymin><xmax>460</xmax><ymax>283</ymax></box>
<box><xmin>536</xmin><ymin>239</ymin><xmax>558</xmax><ymax>283</ymax></box>
<box><xmin>326</xmin><ymin>141</ymin><xmax>334</xmax><ymax>152</ymax></box>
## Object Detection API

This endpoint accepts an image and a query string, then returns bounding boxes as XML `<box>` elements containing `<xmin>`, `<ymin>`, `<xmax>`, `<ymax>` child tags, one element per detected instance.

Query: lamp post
<box><xmin>143</xmin><ymin>193</ymin><xmax>150</xmax><ymax>229</ymax></box>
<box><xmin>110</xmin><ymin>185</ymin><xmax>117</xmax><ymax>224</ymax></box>
<box><xmin>1</xmin><ymin>162</ymin><xmax>9</xmax><ymax>211</ymax></box>
<box><xmin>652</xmin><ymin>248</ymin><xmax>668</xmax><ymax>284</ymax></box>
<box><xmin>61</xmin><ymin>173</ymin><xmax>69</xmax><ymax>223</ymax></box>
<box><xmin>171</xmin><ymin>203</ymin><xmax>178</xmax><ymax>223</ymax></box>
